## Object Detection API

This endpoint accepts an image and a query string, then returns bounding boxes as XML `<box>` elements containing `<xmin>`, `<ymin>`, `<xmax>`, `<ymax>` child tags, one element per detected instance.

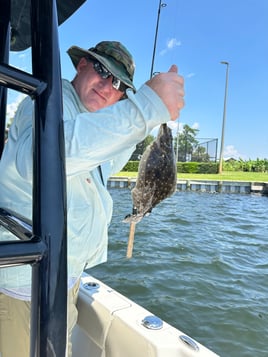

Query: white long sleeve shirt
<box><xmin>0</xmin><ymin>79</ymin><xmax>170</xmax><ymax>300</ymax></box>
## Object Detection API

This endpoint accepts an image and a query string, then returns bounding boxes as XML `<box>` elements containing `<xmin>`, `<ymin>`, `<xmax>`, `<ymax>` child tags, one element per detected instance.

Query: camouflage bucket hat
<box><xmin>67</xmin><ymin>41</ymin><xmax>136</xmax><ymax>91</ymax></box>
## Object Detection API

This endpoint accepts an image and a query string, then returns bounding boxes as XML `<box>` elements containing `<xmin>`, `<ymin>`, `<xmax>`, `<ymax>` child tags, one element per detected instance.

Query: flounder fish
<box><xmin>124</xmin><ymin>123</ymin><xmax>177</xmax><ymax>223</ymax></box>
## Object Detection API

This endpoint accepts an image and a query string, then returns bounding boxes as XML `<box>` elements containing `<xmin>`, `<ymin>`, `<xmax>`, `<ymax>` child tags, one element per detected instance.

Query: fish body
<box><xmin>125</xmin><ymin>123</ymin><xmax>177</xmax><ymax>223</ymax></box>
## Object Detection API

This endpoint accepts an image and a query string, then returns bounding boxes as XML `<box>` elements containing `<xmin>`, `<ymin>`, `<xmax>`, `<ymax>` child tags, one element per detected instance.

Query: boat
<box><xmin>0</xmin><ymin>1</ymin><xmax>219</xmax><ymax>355</ymax></box>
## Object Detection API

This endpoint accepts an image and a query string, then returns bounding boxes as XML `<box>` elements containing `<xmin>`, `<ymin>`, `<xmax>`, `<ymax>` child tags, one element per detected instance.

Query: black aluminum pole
<box><xmin>0</xmin><ymin>63</ymin><xmax>47</xmax><ymax>97</ymax></box>
<box><xmin>30</xmin><ymin>0</ymin><xmax>67</xmax><ymax>355</ymax></box>
<box><xmin>0</xmin><ymin>0</ymin><xmax>10</xmax><ymax>158</ymax></box>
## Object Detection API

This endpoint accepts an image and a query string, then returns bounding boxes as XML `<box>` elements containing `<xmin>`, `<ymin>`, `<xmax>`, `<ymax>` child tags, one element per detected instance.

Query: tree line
<box><xmin>129</xmin><ymin>124</ymin><xmax>268</xmax><ymax>172</ymax></box>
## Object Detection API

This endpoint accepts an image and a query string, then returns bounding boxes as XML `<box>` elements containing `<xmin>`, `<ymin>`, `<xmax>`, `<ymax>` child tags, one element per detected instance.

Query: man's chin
<box><xmin>85</xmin><ymin>99</ymin><xmax>106</xmax><ymax>112</ymax></box>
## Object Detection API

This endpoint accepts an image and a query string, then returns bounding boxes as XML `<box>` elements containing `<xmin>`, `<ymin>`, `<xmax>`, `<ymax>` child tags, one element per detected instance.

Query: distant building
<box><xmin>224</xmin><ymin>157</ymin><xmax>237</xmax><ymax>162</ymax></box>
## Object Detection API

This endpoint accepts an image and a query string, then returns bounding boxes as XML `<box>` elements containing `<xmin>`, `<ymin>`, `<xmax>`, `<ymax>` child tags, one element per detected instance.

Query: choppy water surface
<box><xmin>89</xmin><ymin>189</ymin><xmax>268</xmax><ymax>357</ymax></box>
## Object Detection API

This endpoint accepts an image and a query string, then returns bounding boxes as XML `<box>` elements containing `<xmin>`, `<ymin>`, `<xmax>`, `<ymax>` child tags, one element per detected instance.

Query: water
<box><xmin>88</xmin><ymin>189</ymin><xmax>268</xmax><ymax>357</ymax></box>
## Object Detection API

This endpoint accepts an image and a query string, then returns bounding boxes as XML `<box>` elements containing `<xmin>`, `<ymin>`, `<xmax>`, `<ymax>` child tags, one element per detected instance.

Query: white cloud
<box><xmin>150</xmin><ymin>121</ymin><xmax>200</xmax><ymax>139</ymax></box>
<box><xmin>6</xmin><ymin>93</ymin><xmax>26</xmax><ymax>122</ymax></box>
<box><xmin>223</xmin><ymin>145</ymin><xmax>245</xmax><ymax>160</ymax></box>
<box><xmin>192</xmin><ymin>122</ymin><xmax>199</xmax><ymax>130</ymax></box>
<box><xmin>168</xmin><ymin>120</ymin><xmax>181</xmax><ymax>137</ymax></box>
<box><xmin>18</xmin><ymin>53</ymin><xmax>27</xmax><ymax>59</ymax></box>
<box><xmin>150</xmin><ymin>120</ymin><xmax>181</xmax><ymax>137</ymax></box>
<box><xmin>186</xmin><ymin>72</ymin><xmax>195</xmax><ymax>78</ymax></box>
<box><xmin>169</xmin><ymin>121</ymin><xmax>199</xmax><ymax>137</ymax></box>
<box><xmin>10</xmin><ymin>50</ymin><xmax>31</xmax><ymax>72</ymax></box>
<box><xmin>160</xmin><ymin>38</ymin><xmax>181</xmax><ymax>56</ymax></box>
<box><xmin>167</xmin><ymin>120</ymin><xmax>178</xmax><ymax>131</ymax></box>
<box><xmin>167</xmin><ymin>38</ymin><xmax>181</xmax><ymax>49</ymax></box>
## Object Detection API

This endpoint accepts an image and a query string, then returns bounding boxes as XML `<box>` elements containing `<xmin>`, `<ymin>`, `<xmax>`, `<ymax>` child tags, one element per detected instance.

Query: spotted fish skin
<box><xmin>125</xmin><ymin>123</ymin><xmax>177</xmax><ymax>223</ymax></box>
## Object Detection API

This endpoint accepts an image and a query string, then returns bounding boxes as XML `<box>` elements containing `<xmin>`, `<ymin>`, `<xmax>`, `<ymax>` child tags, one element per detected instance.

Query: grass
<box><xmin>115</xmin><ymin>171</ymin><xmax>268</xmax><ymax>182</ymax></box>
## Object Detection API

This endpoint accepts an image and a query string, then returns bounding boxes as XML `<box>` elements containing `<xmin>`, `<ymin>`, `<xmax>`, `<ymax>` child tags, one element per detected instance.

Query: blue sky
<box><xmin>8</xmin><ymin>0</ymin><xmax>268</xmax><ymax>160</ymax></box>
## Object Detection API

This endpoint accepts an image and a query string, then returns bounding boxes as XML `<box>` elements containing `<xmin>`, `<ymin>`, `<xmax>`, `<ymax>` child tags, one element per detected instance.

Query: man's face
<box><xmin>73</xmin><ymin>57</ymin><xmax>125</xmax><ymax>112</ymax></box>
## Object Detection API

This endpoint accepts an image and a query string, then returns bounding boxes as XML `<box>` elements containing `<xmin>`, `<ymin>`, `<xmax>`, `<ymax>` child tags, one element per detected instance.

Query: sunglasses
<box><xmin>89</xmin><ymin>59</ymin><xmax>128</xmax><ymax>93</ymax></box>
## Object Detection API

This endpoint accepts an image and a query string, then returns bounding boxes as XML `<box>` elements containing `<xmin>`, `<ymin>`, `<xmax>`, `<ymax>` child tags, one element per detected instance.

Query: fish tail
<box><xmin>123</xmin><ymin>213</ymin><xmax>143</xmax><ymax>224</ymax></box>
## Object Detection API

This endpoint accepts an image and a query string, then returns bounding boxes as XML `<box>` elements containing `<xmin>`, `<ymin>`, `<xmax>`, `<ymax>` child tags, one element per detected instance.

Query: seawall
<box><xmin>108</xmin><ymin>177</ymin><xmax>268</xmax><ymax>195</ymax></box>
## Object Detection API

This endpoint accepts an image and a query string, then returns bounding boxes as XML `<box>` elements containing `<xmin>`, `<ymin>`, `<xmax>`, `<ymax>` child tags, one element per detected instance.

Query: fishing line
<box><xmin>169</xmin><ymin>0</ymin><xmax>180</xmax><ymax>66</ymax></box>
<box><xmin>126</xmin><ymin>1</ymin><xmax>180</xmax><ymax>259</ymax></box>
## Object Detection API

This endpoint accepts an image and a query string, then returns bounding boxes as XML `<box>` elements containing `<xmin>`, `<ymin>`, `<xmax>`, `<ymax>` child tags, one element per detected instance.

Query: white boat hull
<box><xmin>72</xmin><ymin>273</ymin><xmax>219</xmax><ymax>357</ymax></box>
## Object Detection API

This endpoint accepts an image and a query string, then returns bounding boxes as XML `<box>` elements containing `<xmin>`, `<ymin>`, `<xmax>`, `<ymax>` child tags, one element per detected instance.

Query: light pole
<box><xmin>218</xmin><ymin>61</ymin><xmax>229</xmax><ymax>174</ymax></box>
<box><xmin>175</xmin><ymin>124</ymin><xmax>179</xmax><ymax>162</ymax></box>
<box><xmin>150</xmin><ymin>0</ymin><xmax>167</xmax><ymax>78</ymax></box>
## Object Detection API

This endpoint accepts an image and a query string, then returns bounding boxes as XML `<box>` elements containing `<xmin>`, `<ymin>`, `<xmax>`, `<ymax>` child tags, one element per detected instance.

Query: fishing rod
<box><xmin>150</xmin><ymin>0</ymin><xmax>167</xmax><ymax>78</ymax></box>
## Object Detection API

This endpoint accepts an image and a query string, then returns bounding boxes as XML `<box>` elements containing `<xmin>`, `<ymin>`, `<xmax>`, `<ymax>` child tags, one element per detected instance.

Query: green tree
<box><xmin>192</xmin><ymin>145</ymin><xmax>210</xmax><ymax>162</ymax></box>
<box><xmin>130</xmin><ymin>134</ymin><xmax>154</xmax><ymax>160</ymax></box>
<box><xmin>175</xmin><ymin>124</ymin><xmax>199</xmax><ymax>162</ymax></box>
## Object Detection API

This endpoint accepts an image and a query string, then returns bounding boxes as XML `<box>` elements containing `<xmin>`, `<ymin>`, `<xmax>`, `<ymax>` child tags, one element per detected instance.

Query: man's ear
<box><xmin>76</xmin><ymin>57</ymin><xmax>88</xmax><ymax>73</ymax></box>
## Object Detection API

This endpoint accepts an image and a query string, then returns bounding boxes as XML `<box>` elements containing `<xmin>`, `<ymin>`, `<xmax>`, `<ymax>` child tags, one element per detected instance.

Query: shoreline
<box><xmin>108</xmin><ymin>177</ymin><xmax>268</xmax><ymax>195</ymax></box>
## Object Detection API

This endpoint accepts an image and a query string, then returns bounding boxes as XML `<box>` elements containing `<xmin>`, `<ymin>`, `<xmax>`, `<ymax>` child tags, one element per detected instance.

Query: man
<box><xmin>0</xmin><ymin>41</ymin><xmax>184</xmax><ymax>356</ymax></box>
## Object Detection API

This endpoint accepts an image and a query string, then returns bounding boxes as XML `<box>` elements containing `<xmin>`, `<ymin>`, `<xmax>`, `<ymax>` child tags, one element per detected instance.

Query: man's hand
<box><xmin>146</xmin><ymin>65</ymin><xmax>185</xmax><ymax>121</ymax></box>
